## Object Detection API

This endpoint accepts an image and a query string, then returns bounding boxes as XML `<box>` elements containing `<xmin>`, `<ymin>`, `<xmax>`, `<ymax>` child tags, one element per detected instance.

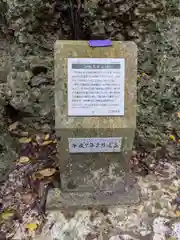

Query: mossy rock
<box><xmin>0</xmin><ymin>123</ymin><xmax>18</xmax><ymax>182</ymax></box>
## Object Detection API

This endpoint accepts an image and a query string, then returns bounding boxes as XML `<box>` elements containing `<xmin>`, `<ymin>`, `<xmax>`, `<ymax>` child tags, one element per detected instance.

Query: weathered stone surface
<box><xmin>46</xmin><ymin>182</ymin><xmax>139</xmax><ymax>209</ymax></box>
<box><xmin>0</xmin><ymin>38</ymin><xmax>18</xmax><ymax>182</ymax></box>
<box><xmin>0</xmin><ymin>123</ymin><xmax>18</xmax><ymax>182</ymax></box>
<box><xmin>3</xmin><ymin>54</ymin><xmax>54</xmax><ymax>125</ymax></box>
<box><xmin>54</xmin><ymin>40</ymin><xmax>138</xmax><ymax>206</ymax></box>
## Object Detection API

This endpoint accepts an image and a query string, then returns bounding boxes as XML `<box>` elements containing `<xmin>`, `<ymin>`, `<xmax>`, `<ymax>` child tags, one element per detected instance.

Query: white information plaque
<box><xmin>68</xmin><ymin>137</ymin><xmax>122</xmax><ymax>153</ymax></box>
<box><xmin>68</xmin><ymin>58</ymin><xmax>125</xmax><ymax>116</ymax></box>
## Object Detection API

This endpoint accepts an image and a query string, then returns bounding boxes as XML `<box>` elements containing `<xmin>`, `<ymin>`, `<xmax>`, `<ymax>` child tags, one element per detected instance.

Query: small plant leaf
<box><xmin>44</xmin><ymin>134</ymin><xmax>50</xmax><ymax>140</ymax></box>
<box><xmin>18</xmin><ymin>156</ymin><xmax>30</xmax><ymax>164</ymax></box>
<box><xmin>24</xmin><ymin>223</ymin><xmax>38</xmax><ymax>231</ymax></box>
<box><xmin>0</xmin><ymin>210</ymin><xmax>15</xmax><ymax>221</ymax></box>
<box><xmin>169</xmin><ymin>135</ymin><xmax>175</xmax><ymax>141</ymax></box>
<box><xmin>19</xmin><ymin>137</ymin><xmax>32</xmax><ymax>143</ymax></box>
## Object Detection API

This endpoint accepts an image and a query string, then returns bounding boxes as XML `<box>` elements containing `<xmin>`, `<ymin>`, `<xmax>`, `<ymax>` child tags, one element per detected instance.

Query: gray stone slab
<box><xmin>46</xmin><ymin>183</ymin><xmax>139</xmax><ymax>210</ymax></box>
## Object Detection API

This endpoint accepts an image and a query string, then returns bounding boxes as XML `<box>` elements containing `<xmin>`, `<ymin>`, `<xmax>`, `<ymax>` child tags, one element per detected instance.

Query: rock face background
<box><xmin>0</xmin><ymin>0</ymin><xmax>180</xmax><ymax>179</ymax></box>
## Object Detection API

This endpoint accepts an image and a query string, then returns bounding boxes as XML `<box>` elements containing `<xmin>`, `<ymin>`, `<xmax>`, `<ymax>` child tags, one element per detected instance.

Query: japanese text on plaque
<box><xmin>68</xmin><ymin>58</ymin><xmax>125</xmax><ymax>116</ymax></box>
<box><xmin>68</xmin><ymin>137</ymin><xmax>122</xmax><ymax>153</ymax></box>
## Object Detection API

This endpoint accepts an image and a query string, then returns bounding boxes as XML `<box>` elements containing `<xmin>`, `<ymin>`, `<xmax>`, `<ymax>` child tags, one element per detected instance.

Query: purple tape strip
<box><xmin>88</xmin><ymin>40</ymin><xmax>112</xmax><ymax>47</ymax></box>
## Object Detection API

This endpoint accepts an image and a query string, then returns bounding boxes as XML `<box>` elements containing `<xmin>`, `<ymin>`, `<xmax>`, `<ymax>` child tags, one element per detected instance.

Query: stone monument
<box><xmin>47</xmin><ymin>40</ymin><xmax>138</xmax><ymax>209</ymax></box>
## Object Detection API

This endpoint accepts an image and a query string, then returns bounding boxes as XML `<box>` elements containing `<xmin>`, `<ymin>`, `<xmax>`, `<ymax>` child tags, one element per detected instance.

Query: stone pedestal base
<box><xmin>46</xmin><ymin>185</ymin><xmax>139</xmax><ymax>210</ymax></box>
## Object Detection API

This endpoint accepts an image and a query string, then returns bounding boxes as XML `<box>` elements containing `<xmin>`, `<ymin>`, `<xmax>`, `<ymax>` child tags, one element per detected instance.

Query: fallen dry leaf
<box><xmin>176</xmin><ymin>112</ymin><xmax>180</xmax><ymax>118</ymax></box>
<box><xmin>175</xmin><ymin>210</ymin><xmax>180</xmax><ymax>217</ymax></box>
<box><xmin>40</xmin><ymin>140</ymin><xmax>52</xmax><ymax>146</ymax></box>
<box><xmin>24</xmin><ymin>223</ymin><xmax>38</xmax><ymax>231</ymax></box>
<box><xmin>8</xmin><ymin>121</ymin><xmax>19</xmax><ymax>131</ymax></box>
<box><xmin>19</xmin><ymin>137</ymin><xmax>32</xmax><ymax>143</ymax></box>
<box><xmin>0</xmin><ymin>210</ymin><xmax>15</xmax><ymax>221</ymax></box>
<box><xmin>32</xmin><ymin>172</ymin><xmax>42</xmax><ymax>181</ymax></box>
<box><xmin>44</xmin><ymin>134</ymin><xmax>50</xmax><ymax>141</ymax></box>
<box><xmin>37</xmin><ymin>168</ymin><xmax>56</xmax><ymax>177</ymax></box>
<box><xmin>32</xmin><ymin>172</ymin><xmax>55</xmax><ymax>182</ymax></box>
<box><xmin>137</xmin><ymin>74</ymin><xmax>141</xmax><ymax>81</ymax></box>
<box><xmin>18</xmin><ymin>156</ymin><xmax>30</xmax><ymax>164</ymax></box>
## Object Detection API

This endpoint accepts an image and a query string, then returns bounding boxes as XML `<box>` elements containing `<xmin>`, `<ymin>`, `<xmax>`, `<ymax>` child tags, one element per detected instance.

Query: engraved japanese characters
<box><xmin>69</xmin><ymin>137</ymin><xmax>122</xmax><ymax>153</ymax></box>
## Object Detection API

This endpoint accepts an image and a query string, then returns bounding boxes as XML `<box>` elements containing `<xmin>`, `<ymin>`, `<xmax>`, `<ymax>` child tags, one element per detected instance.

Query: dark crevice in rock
<box><xmin>3</xmin><ymin>103</ymin><xmax>32</xmax><ymax>123</ymax></box>
<box><xmin>27</xmin><ymin>81</ymin><xmax>33</xmax><ymax>88</ymax></box>
<box><xmin>0</xmin><ymin>1</ymin><xmax>8</xmax><ymax>26</ymax></box>
<box><xmin>4</xmin><ymin>104</ymin><xmax>21</xmax><ymax>122</ymax></box>
<box><xmin>32</xmin><ymin>66</ymin><xmax>48</xmax><ymax>76</ymax></box>
<box><xmin>0</xmin><ymin>144</ymin><xmax>4</xmax><ymax>153</ymax></box>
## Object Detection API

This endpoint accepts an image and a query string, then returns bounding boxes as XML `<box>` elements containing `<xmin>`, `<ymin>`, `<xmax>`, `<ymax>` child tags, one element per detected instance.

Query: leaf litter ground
<box><xmin>0</xmin><ymin>123</ymin><xmax>59</xmax><ymax>238</ymax></box>
<box><xmin>0</xmin><ymin>122</ymin><xmax>179</xmax><ymax>239</ymax></box>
